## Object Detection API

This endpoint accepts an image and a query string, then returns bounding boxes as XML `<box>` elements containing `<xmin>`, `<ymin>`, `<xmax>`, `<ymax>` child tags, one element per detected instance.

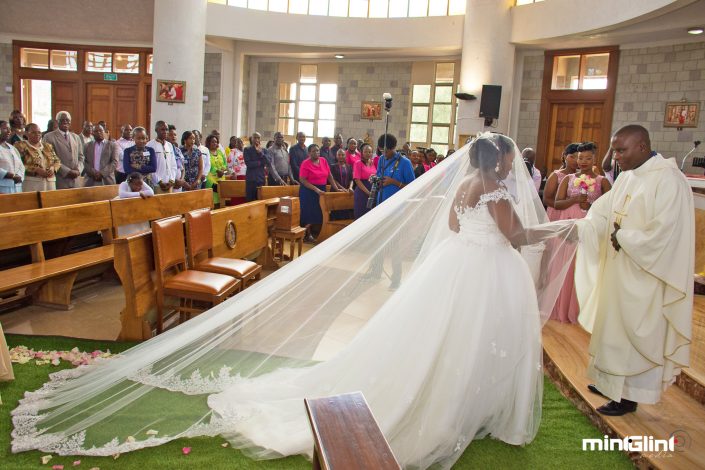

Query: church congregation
<box><xmin>1</xmin><ymin>1</ymin><xmax>704</xmax><ymax>469</ymax></box>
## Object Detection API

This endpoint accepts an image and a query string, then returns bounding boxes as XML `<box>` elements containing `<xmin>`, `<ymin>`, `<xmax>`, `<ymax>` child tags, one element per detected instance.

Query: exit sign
<box><xmin>103</xmin><ymin>73</ymin><xmax>118</xmax><ymax>81</ymax></box>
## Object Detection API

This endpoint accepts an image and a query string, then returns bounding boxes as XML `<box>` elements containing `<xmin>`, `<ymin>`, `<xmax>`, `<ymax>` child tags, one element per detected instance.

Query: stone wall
<box><xmin>202</xmin><ymin>53</ymin><xmax>222</xmax><ymax>134</ymax></box>
<box><xmin>0</xmin><ymin>44</ymin><xmax>13</xmax><ymax>121</ymax></box>
<box><xmin>515</xmin><ymin>53</ymin><xmax>544</xmax><ymax>152</ymax></box>
<box><xmin>613</xmin><ymin>41</ymin><xmax>705</xmax><ymax>166</ymax></box>
<box><xmin>255</xmin><ymin>62</ymin><xmax>279</xmax><ymax>139</ymax></box>
<box><xmin>253</xmin><ymin>61</ymin><xmax>413</xmax><ymax>144</ymax></box>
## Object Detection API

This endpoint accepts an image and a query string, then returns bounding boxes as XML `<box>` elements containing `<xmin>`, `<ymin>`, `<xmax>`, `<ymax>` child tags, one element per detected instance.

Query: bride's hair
<box><xmin>469</xmin><ymin>134</ymin><xmax>514</xmax><ymax>170</ymax></box>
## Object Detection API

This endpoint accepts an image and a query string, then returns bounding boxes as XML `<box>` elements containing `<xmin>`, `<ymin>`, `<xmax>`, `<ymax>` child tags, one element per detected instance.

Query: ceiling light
<box><xmin>687</xmin><ymin>27</ymin><xmax>704</xmax><ymax>35</ymax></box>
<box><xmin>334</xmin><ymin>54</ymin><xmax>345</xmax><ymax>59</ymax></box>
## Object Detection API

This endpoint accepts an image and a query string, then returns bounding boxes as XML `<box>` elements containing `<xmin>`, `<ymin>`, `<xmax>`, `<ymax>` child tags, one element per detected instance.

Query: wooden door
<box><xmin>52</xmin><ymin>81</ymin><xmax>79</xmax><ymax>133</ymax></box>
<box><xmin>546</xmin><ymin>103</ymin><xmax>604</xmax><ymax>172</ymax></box>
<box><xmin>86</xmin><ymin>83</ymin><xmax>139</xmax><ymax>138</ymax></box>
<box><xmin>86</xmin><ymin>83</ymin><xmax>113</xmax><ymax>134</ymax></box>
<box><xmin>114</xmin><ymin>85</ymin><xmax>139</xmax><ymax>137</ymax></box>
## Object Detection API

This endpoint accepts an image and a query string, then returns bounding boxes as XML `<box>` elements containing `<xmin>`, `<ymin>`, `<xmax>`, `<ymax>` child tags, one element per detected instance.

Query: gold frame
<box><xmin>156</xmin><ymin>79</ymin><xmax>186</xmax><ymax>103</ymax></box>
<box><xmin>664</xmin><ymin>102</ymin><xmax>699</xmax><ymax>128</ymax></box>
<box><xmin>361</xmin><ymin>101</ymin><xmax>382</xmax><ymax>120</ymax></box>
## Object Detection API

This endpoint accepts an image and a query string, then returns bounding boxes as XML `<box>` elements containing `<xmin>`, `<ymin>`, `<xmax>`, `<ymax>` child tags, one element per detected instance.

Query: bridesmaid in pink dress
<box><xmin>550</xmin><ymin>142</ymin><xmax>611</xmax><ymax>323</ymax></box>
<box><xmin>542</xmin><ymin>143</ymin><xmax>579</xmax><ymax>221</ymax></box>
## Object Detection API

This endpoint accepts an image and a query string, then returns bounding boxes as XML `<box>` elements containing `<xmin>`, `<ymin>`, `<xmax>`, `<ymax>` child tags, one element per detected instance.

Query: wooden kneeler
<box><xmin>152</xmin><ymin>216</ymin><xmax>240</xmax><ymax>333</ymax></box>
<box><xmin>304</xmin><ymin>392</ymin><xmax>401</xmax><ymax>470</ymax></box>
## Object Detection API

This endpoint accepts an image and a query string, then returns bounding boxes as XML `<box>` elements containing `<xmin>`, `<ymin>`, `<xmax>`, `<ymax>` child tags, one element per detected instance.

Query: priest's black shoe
<box><xmin>596</xmin><ymin>399</ymin><xmax>637</xmax><ymax>416</ymax></box>
<box><xmin>587</xmin><ymin>384</ymin><xmax>608</xmax><ymax>399</ymax></box>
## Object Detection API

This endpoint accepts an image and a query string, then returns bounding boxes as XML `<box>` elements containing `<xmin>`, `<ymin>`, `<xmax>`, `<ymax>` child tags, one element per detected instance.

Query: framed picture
<box><xmin>361</xmin><ymin>101</ymin><xmax>382</xmax><ymax>120</ymax></box>
<box><xmin>664</xmin><ymin>102</ymin><xmax>699</xmax><ymax>128</ymax></box>
<box><xmin>156</xmin><ymin>80</ymin><xmax>186</xmax><ymax>103</ymax></box>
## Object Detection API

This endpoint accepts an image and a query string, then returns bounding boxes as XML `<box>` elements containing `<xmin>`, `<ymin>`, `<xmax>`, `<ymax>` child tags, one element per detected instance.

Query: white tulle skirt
<box><xmin>208</xmin><ymin>233</ymin><xmax>543</xmax><ymax>469</ymax></box>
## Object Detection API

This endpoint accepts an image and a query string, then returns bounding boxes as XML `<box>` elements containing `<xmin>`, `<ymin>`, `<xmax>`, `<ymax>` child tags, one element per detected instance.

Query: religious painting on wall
<box><xmin>664</xmin><ymin>102</ymin><xmax>699</xmax><ymax>128</ymax></box>
<box><xmin>156</xmin><ymin>80</ymin><xmax>186</xmax><ymax>103</ymax></box>
<box><xmin>361</xmin><ymin>101</ymin><xmax>383</xmax><ymax>120</ymax></box>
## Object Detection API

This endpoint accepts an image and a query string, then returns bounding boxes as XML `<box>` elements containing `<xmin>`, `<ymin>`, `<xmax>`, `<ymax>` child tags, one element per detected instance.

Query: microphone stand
<box><xmin>680</xmin><ymin>140</ymin><xmax>701</xmax><ymax>172</ymax></box>
<box><xmin>372</xmin><ymin>100</ymin><xmax>392</xmax><ymax>208</ymax></box>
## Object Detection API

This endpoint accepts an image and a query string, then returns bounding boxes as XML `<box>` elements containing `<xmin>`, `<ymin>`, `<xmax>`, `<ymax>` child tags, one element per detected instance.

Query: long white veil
<box><xmin>12</xmin><ymin>134</ymin><xmax>577</xmax><ymax>467</ymax></box>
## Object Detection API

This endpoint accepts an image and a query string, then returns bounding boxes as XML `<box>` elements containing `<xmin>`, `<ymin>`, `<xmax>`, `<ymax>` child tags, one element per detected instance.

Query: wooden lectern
<box><xmin>274</xmin><ymin>197</ymin><xmax>301</xmax><ymax>231</ymax></box>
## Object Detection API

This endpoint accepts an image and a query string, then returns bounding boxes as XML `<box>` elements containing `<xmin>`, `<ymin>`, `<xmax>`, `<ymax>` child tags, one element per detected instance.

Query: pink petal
<box><xmin>52</xmin><ymin>466</ymin><xmax>64</xmax><ymax>470</ymax></box>
<box><xmin>182</xmin><ymin>447</ymin><xmax>192</xmax><ymax>455</ymax></box>
<box><xmin>73</xmin><ymin>461</ymin><xmax>81</xmax><ymax>466</ymax></box>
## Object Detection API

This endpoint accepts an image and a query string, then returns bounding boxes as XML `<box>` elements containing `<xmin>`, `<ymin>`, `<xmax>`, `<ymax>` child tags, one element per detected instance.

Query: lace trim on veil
<box><xmin>11</xmin><ymin>361</ymin><xmax>245</xmax><ymax>455</ymax></box>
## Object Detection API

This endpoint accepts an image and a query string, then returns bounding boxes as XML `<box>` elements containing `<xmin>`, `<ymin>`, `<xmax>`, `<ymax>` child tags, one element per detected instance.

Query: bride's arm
<box><xmin>489</xmin><ymin>199</ymin><xmax>573</xmax><ymax>246</ymax></box>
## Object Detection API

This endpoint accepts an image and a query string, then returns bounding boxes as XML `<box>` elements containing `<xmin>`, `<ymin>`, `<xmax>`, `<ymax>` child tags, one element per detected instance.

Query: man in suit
<box><xmin>84</xmin><ymin>124</ymin><xmax>119</xmax><ymax>186</ymax></box>
<box><xmin>43</xmin><ymin>110</ymin><xmax>84</xmax><ymax>189</ymax></box>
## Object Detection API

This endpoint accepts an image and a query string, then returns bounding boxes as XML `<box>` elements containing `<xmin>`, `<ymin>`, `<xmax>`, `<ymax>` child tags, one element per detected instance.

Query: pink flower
<box><xmin>182</xmin><ymin>447</ymin><xmax>192</xmax><ymax>455</ymax></box>
<box><xmin>52</xmin><ymin>465</ymin><xmax>64</xmax><ymax>470</ymax></box>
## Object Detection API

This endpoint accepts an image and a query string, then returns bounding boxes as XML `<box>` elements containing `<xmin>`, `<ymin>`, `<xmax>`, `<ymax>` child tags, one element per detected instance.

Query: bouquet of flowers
<box><xmin>573</xmin><ymin>174</ymin><xmax>597</xmax><ymax>195</ymax></box>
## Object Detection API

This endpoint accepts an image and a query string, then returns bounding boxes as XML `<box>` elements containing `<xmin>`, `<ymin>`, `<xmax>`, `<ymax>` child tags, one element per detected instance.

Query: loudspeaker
<box><xmin>479</xmin><ymin>85</ymin><xmax>502</xmax><ymax>119</ymax></box>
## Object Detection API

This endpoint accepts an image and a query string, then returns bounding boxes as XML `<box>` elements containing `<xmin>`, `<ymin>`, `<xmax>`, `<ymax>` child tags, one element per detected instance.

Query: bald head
<box><xmin>611</xmin><ymin>125</ymin><xmax>652</xmax><ymax>171</ymax></box>
<box><xmin>614</xmin><ymin>125</ymin><xmax>651</xmax><ymax>150</ymax></box>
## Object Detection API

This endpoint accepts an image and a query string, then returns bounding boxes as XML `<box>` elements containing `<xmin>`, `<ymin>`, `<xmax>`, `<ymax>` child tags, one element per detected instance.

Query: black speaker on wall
<box><xmin>479</xmin><ymin>85</ymin><xmax>502</xmax><ymax>126</ymax></box>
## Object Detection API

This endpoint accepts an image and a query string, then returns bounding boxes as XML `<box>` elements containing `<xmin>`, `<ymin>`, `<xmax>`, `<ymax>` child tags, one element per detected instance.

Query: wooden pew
<box><xmin>317</xmin><ymin>192</ymin><xmax>355</xmax><ymax>242</ymax></box>
<box><xmin>110</xmin><ymin>189</ymin><xmax>212</xmax><ymax>229</ymax></box>
<box><xmin>39</xmin><ymin>184</ymin><xmax>119</xmax><ymax>208</ymax></box>
<box><xmin>0</xmin><ymin>202</ymin><xmax>114</xmax><ymax>309</ymax></box>
<box><xmin>257</xmin><ymin>185</ymin><xmax>332</xmax><ymax>200</ymax></box>
<box><xmin>258</xmin><ymin>185</ymin><xmax>300</xmax><ymax>200</ymax></box>
<box><xmin>304</xmin><ymin>392</ymin><xmax>401</xmax><ymax>470</ymax></box>
<box><xmin>0</xmin><ymin>191</ymin><xmax>40</xmax><ymax>214</ymax></box>
<box><xmin>216</xmin><ymin>179</ymin><xmax>246</xmax><ymax>204</ymax></box>
<box><xmin>113</xmin><ymin>198</ymin><xmax>269</xmax><ymax>341</ymax></box>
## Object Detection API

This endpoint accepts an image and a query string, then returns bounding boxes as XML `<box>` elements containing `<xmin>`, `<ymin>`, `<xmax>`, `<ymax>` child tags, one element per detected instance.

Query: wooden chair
<box><xmin>185</xmin><ymin>209</ymin><xmax>262</xmax><ymax>289</ymax></box>
<box><xmin>152</xmin><ymin>216</ymin><xmax>240</xmax><ymax>333</ymax></box>
<box><xmin>304</xmin><ymin>392</ymin><xmax>401</xmax><ymax>470</ymax></box>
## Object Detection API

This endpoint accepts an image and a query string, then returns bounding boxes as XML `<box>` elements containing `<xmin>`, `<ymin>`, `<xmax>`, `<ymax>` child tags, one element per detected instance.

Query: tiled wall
<box><xmin>613</xmin><ymin>42</ymin><xmax>705</xmax><ymax>165</ymax></box>
<box><xmin>516</xmin><ymin>53</ymin><xmax>544</xmax><ymax>152</ymax></box>
<box><xmin>255</xmin><ymin>62</ymin><xmax>279</xmax><ymax>139</ymax></box>
<box><xmin>0</xmin><ymin>44</ymin><xmax>14</xmax><ymax>122</ymax></box>
<box><xmin>253</xmin><ymin>61</ymin><xmax>412</xmax><ymax>144</ymax></box>
<box><xmin>202</xmin><ymin>53</ymin><xmax>222</xmax><ymax>134</ymax></box>
<box><xmin>515</xmin><ymin>41</ymin><xmax>705</xmax><ymax>167</ymax></box>
<box><xmin>335</xmin><ymin>62</ymin><xmax>412</xmax><ymax>143</ymax></box>
<box><xmin>240</xmin><ymin>55</ymin><xmax>250</xmax><ymax>134</ymax></box>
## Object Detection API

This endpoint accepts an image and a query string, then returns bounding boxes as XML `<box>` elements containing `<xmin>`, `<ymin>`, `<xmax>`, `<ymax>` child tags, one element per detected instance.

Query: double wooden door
<box><xmin>546</xmin><ymin>102</ymin><xmax>604</xmax><ymax>173</ymax></box>
<box><xmin>49</xmin><ymin>82</ymin><xmax>140</xmax><ymax>138</ymax></box>
<box><xmin>86</xmin><ymin>84</ymin><xmax>139</xmax><ymax>138</ymax></box>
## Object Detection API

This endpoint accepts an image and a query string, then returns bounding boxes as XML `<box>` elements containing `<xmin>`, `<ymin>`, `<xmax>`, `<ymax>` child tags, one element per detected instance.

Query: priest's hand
<box><xmin>610</xmin><ymin>222</ymin><xmax>621</xmax><ymax>251</ymax></box>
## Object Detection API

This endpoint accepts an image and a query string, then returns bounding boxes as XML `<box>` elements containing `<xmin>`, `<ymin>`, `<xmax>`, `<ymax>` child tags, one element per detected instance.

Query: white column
<box><xmin>457</xmin><ymin>0</ymin><xmax>515</xmax><ymax>137</ymax></box>
<box><xmin>151</xmin><ymin>0</ymin><xmax>206</xmax><ymax>133</ymax></box>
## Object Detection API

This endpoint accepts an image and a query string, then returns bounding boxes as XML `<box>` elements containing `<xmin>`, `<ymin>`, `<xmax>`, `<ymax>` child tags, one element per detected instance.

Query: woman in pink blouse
<box><xmin>353</xmin><ymin>143</ymin><xmax>378</xmax><ymax>219</ymax></box>
<box><xmin>344</xmin><ymin>137</ymin><xmax>361</xmax><ymax>166</ymax></box>
<box><xmin>299</xmin><ymin>143</ymin><xmax>347</xmax><ymax>242</ymax></box>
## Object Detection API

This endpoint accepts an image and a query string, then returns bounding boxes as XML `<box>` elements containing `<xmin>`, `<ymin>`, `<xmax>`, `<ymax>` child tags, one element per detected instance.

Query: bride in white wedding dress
<box><xmin>12</xmin><ymin>134</ymin><xmax>575</xmax><ymax>469</ymax></box>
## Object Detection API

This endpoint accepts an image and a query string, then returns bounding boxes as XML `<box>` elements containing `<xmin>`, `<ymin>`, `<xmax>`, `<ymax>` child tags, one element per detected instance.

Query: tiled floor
<box><xmin>0</xmin><ymin>242</ymin><xmax>319</xmax><ymax>342</ymax></box>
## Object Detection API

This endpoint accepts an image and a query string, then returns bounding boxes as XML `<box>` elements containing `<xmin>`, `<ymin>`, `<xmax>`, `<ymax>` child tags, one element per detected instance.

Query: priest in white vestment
<box><xmin>574</xmin><ymin>125</ymin><xmax>693</xmax><ymax>416</ymax></box>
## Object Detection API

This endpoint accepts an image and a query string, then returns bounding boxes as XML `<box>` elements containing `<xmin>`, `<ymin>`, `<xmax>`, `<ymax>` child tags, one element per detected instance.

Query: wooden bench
<box><xmin>113</xmin><ymin>197</ymin><xmax>269</xmax><ymax>341</ymax></box>
<box><xmin>216</xmin><ymin>179</ymin><xmax>246</xmax><ymax>204</ymax></box>
<box><xmin>0</xmin><ymin>191</ymin><xmax>40</xmax><ymax>214</ymax></box>
<box><xmin>318</xmin><ymin>192</ymin><xmax>355</xmax><ymax>242</ymax></box>
<box><xmin>0</xmin><ymin>201</ymin><xmax>114</xmax><ymax>309</ymax></box>
<box><xmin>258</xmin><ymin>185</ymin><xmax>300</xmax><ymax>200</ymax></box>
<box><xmin>39</xmin><ymin>184</ymin><xmax>120</xmax><ymax>208</ymax></box>
<box><xmin>304</xmin><ymin>392</ymin><xmax>401</xmax><ymax>470</ymax></box>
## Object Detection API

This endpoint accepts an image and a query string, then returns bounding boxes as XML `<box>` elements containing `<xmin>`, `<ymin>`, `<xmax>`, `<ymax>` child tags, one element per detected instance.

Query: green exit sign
<box><xmin>103</xmin><ymin>73</ymin><xmax>118</xmax><ymax>81</ymax></box>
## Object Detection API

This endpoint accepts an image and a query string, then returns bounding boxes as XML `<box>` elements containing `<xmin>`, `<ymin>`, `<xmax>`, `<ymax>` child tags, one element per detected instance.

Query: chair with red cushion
<box><xmin>185</xmin><ymin>208</ymin><xmax>262</xmax><ymax>289</ymax></box>
<box><xmin>152</xmin><ymin>215</ymin><xmax>240</xmax><ymax>333</ymax></box>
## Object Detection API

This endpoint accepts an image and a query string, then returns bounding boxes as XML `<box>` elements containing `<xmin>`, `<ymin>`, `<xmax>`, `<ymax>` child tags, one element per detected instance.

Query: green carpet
<box><xmin>0</xmin><ymin>334</ymin><xmax>633</xmax><ymax>469</ymax></box>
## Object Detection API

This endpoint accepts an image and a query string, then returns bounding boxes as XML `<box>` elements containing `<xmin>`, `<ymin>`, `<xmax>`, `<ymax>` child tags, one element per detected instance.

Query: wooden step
<box><xmin>543</xmin><ymin>320</ymin><xmax>705</xmax><ymax>470</ymax></box>
<box><xmin>679</xmin><ymin>295</ymin><xmax>705</xmax><ymax>405</ymax></box>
